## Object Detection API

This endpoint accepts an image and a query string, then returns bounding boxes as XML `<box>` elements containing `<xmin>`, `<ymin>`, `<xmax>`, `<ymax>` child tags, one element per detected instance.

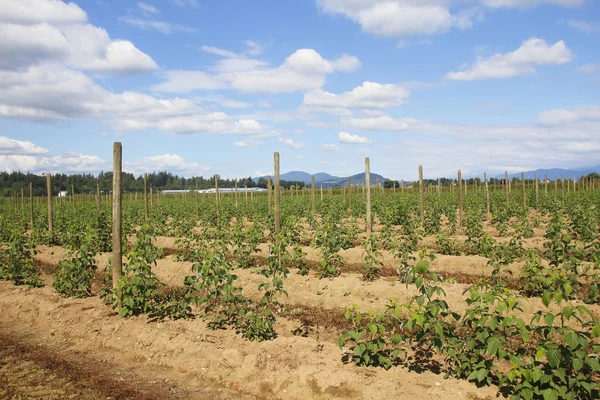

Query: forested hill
<box><xmin>0</xmin><ymin>171</ymin><xmax>260</xmax><ymax>197</ymax></box>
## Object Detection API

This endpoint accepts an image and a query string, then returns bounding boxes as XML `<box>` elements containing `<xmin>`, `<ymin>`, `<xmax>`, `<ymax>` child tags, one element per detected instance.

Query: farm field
<box><xmin>1</xmin><ymin>178</ymin><xmax>599</xmax><ymax>399</ymax></box>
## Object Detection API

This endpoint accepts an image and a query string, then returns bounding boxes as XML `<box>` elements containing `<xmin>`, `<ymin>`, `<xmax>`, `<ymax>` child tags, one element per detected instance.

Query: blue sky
<box><xmin>0</xmin><ymin>0</ymin><xmax>598</xmax><ymax>180</ymax></box>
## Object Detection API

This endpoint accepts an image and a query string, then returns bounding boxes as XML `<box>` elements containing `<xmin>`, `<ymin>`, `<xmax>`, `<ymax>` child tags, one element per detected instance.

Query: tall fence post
<box><xmin>535</xmin><ymin>173</ymin><xmax>539</xmax><ymax>206</ymax></box>
<box><xmin>311</xmin><ymin>176</ymin><xmax>316</xmax><ymax>214</ymax></box>
<box><xmin>46</xmin><ymin>173</ymin><xmax>53</xmax><ymax>233</ymax></box>
<box><xmin>215</xmin><ymin>174</ymin><xmax>220</xmax><ymax>222</ymax></box>
<box><xmin>274</xmin><ymin>153</ymin><xmax>280</xmax><ymax>235</ymax></box>
<box><xmin>235</xmin><ymin>179</ymin><xmax>238</xmax><ymax>207</ymax></box>
<box><xmin>484</xmin><ymin>172</ymin><xmax>490</xmax><ymax>219</ymax></box>
<box><xmin>29</xmin><ymin>182</ymin><xmax>34</xmax><ymax>228</ymax></box>
<box><xmin>365</xmin><ymin>158</ymin><xmax>371</xmax><ymax>235</ymax></box>
<box><xmin>112</xmin><ymin>142</ymin><xmax>122</xmax><ymax>289</ymax></box>
<box><xmin>419</xmin><ymin>165</ymin><xmax>424</xmax><ymax>226</ymax></box>
<box><xmin>144</xmin><ymin>173</ymin><xmax>148</xmax><ymax>220</ymax></box>
<box><xmin>522</xmin><ymin>172</ymin><xmax>526</xmax><ymax>208</ymax></box>
<box><xmin>458</xmin><ymin>169</ymin><xmax>463</xmax><ymax>226</ymax></box>
<box><xmin>505</xmin><ymin>171</ymin><xmax>509</xmax><ymax>211</ymax></box>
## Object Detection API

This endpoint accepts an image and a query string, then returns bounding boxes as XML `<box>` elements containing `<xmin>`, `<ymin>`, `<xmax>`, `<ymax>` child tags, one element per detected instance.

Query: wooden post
<box><xmin>46</xmin><ymin>173</ymin><xmax>53</xmax><ymax>233</ymax></box>
<box><xmin>348</xmin><ymin>177</ymin><xmax>352</xmax><ymax>214</ymax></box>
<box><xmin>484</xmin><ymin>172</ymin><xmax>490</xmax><ymax>219</ymax></box>
<box><xmin>393</xmin><ymin>181</ymin><xmax>396</xmax><ymax>193</ymax></box>
<box><xmin>555</xmin><ymin>177</ymin><xmax>558</xmax><ymax>198</ymax></box>
<box><xmin>458</xmin><ymin>169</ymin><xmax>463</xmax><ymax>226</ymax></box>
<box><xmin>274</xmin><ymin>153</ymin><xmax>280</xmax><ymax>235</ymax></box>
<box><xmin>365</xmin><ymin>158</ymin><xmax>371</xmax><ymax>235</ymax></box>
<box><xmin>505</xmin><ymin>171</ymin><xmax>509</xmax><ymax>211</ymax></box>
<box><xmin>21</xmin><ymin>188</ymin><xmax>24</xmax><ymax>213</ymax></box>
<box><xmin>311</xmin><ymin>176</ymin><xmax>316</xmax><ymax>214</ymax></box>
<box><xmin>29</xmin><ymin>182</ymin><xmax>33</xmax><ymax>228</ymax></box>
<box><xmin>535</xmin><ymin>173</ymin><xmax>539</xmax><ymax>206</ymax></box>
<box><xmin>215</xmin><ymin>174</ymin><xmax>220</xmax><ymax>222</ymax></box>
<box><xmin>235</xmin><ymin>179</ymin><xmax>238</xmax><ymax>207</ymax></box>
<box><xmin>437</xmin><ymin>177</ymin><xmax>440</xmax><ymax>196</ymax></box>
<box><xmin>522</xmin><ymin>172</ymin><xmax>526</xmax><ymax>208</ymax></box>
<box><xmin>267</xmin><ymin>175</ymin><xmax>272</xmax><ymax>214</ymax></box>
<box><xmin>150</xmin><ymin>185</ymin><xmax>153</xmax><ymax>207</ymax></box>
<box><xmin>320</xmin><ymin>184</ymin><xmax>323</xmax><ymax>201</ymax></box>
<box><xmin>545</xmin><ymin>174</ymin><xmax>548</xmax><ymax>195</ymax></box>
<box><xmin>419</xmin><ymin>165</ymin><xmax>424</xmax><ymax>226</ymax></box>
<box><xmin>112</xmin><ymin>142</ymin><xmax>122</xmax><ymax>289</ymax></box>
<box><xmin>143</xmin><ymin>173</ymin><xmax>148</xmax><ymax>220</ymax></box>
<box><xmin>71</xmin><ymin>184</ymin><xmax>75</xmax><ymax>209</ymax></box>
<box><xmin>245</xmin><ymin>185</ymin><xmax>248</xmax><ymax>205</ymax></box>
<box><xmin>96</xmin><ymin>184</ymin><xmax>100</xmax><ymax>211</ymax></box>
<box><xmin>401</xmin><ymin>179</ymin><xmax>404</xmax><ymax>192</ymax></box>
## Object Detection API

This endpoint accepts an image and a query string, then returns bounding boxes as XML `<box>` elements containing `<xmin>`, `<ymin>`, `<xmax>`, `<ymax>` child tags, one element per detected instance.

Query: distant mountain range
<box><xmin>493</xmin><ymin>165</ymin><xmax>600</xmax><ymax>180</ymax></box>
<box><xmin>253</xmin><ymin>170</ymin><xmax>389</xmax><ymax>187</ymax></box>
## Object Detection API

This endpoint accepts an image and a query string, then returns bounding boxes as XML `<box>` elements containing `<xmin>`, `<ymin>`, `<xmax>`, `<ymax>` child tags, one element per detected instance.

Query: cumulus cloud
<box><xmin>153</xmin><ymin>47</ymin><xmax>360</xmax><ymax>94</ymax></box>
<box><xmin>0</xmin><ymin>0</ymin><xmax>157</xmax><ymax>73</ymax></box>
<box><xmin>302</xmin><ymin>81</ymin><xmax>410</xmax><ymax>114</ymax></box>
<box><xmin>0</xmin><ymin>152</ymin><xmax>106</xmax><ymax>174</ymax></box>
<box><xmin>0</xmin><ymin>136</ymin><xmax>50</xmax><ymax>155</ymax></box>
<box><xmin>339</xmin><ymin>132</ymin><xmax>372</xmax><ymax>144</ymax></box>
<box><xmin>446</xmin><ymin>38</ymin><xmax>573</xmax><ymax>80</ymax></box>
<box><xmin>318</xmin><ymin>0</ymin><xmax>585</xmax><ymax>38</ymax></box>
<box><xmin>124</xmin><ymin>154</ymin><xmax>207</xmax><ymax>176</ymax></box>
<box><xmin>0</xmin><ymin>63</ymin><xmax>276</xmax><ymax>137</ymax></box>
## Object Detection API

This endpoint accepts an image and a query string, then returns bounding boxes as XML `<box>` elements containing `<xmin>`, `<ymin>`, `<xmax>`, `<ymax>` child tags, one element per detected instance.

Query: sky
<box><xmin>0</xmin><ymin>0</ymin><xmax>599</xmax><ymax>181</ymax></box>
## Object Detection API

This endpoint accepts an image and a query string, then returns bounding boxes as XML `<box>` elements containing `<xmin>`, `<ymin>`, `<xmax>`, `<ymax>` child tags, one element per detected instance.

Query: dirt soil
<box><xmin>3</xmin><ymin>220</ymin><xmax>595</xmax><ymax>400</ymax></box>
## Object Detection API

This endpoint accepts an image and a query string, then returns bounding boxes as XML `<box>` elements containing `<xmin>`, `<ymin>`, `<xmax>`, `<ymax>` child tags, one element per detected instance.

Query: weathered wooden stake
<box><xmin>535</xmin><ymin>173</ymin><xmax>539</xmax><ymax>206</ymax></box>
<box><xmin>365</xmin><ymin>158</ymin><xmax>371</xmax><ymax>235</ymax></box>
<box><xmin>46</xmin><ymin>173</ymin><xmax>53</xmax><ymax>233</ymax></box>
<box><xmin>419</xmin><ymin>165</ymin><xmax>424</xmax><ymax>226</ymax></box>
<box><xmin>484</xmin><ymin>172</ymin><xmax>490</xmax><ymax>219</ymax></box>
<box><xmin>215</xmin><ymin>174</ymin><xmax>220</xmax><ymax>222</ymax></box>
<box><xmin>505</xmin><ymin>171</ymin><xmax>509</xmax><ymax>210</ymax></box>
<box><xmin>112</xmin><ymin>142</ymin><xmax>122</xmax><ymax>289</ymax></box>
<box><xmin>458</xmin><ymin>169</ymin><xmax>463</xmax><ymax>226</ymax></box>
<box><xmin>522</xmin><ymin>172</ymin><xmax>526</xmax><ymax>208</ymax></box>
<box><xmin>29</xmin><ymin>182</ymin><xmax>34</xmax><ymax>228</ymax></box>
<box><xmin>274</xmin><ymin>153</ymin><xmax>280</xmax><ymax>235</ymax></box>
<box><xmin>311</xmin><ymin>176</ymin><xmax>316</xmax><ymax>214</ymax></box>
<box><xmin>235</xmin><ymin>179</ymin><xmax>238</xmax><ymax>207</ymax></box>
<box><xmin>143</xmin><ymin>173</ymin><xmax>148</xmax><ymax>220</ymax></box>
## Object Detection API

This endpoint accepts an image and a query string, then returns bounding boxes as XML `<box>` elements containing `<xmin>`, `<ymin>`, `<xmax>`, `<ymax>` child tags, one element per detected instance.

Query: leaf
<box><xmin>547</xmin><ymin>349</ymin><xmax>561</xmax><ymax>369</ymax></box>
<box><xmin>542</xmin><ymin>292</ymin><xmax>552</xmax><ymax>308</ymax></box>
<box><xmin>486</xmin><ymin>337</ymin><xmax>501</xmax><ymax>357</ymax></box>
<box><xmin>542</xmin><ymin>389</ymin><xmax>558</xmax><ymax>400</ymax></box>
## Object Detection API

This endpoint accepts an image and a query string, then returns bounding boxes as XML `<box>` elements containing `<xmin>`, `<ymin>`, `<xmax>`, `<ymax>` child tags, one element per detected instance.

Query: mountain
<box><xmin>493</xmin><ymin>165</ymin><xmax>600</xmax><ymax>180</ymax></box>
<box><xmin>253</xmin><ymin>171</ymin><xmax>389</xmax><ymax>187</ymax></box>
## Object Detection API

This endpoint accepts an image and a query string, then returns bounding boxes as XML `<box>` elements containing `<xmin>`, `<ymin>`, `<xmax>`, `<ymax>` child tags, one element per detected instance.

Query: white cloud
<box><xmin>0</xmin><ymin>152</ymin><xmax>106</xmax><ymax>174</ymax></box>
<box><xmin>446</xmin><ymin>38</ymin><xmax>573</xmax><ymax>80</ymax></box>
<box><xmin>320</xmin><ymin>143</ymin><xmax>342</xmax><ymax>151</ymax></box>
<box><xmin>124</xmin><ymin>154</ymin><xmax>206</xmax><ymax>176</ymax></box>
<box><xmin>201</xmin><ymin>45</ymin><xmax>239</xmax><ymax>58</ymax></box>
<box><xmin>318</xmin><ymin>0</ymin><xmax>584</xmax><ymax>39</ymax></box>
<box><xmin>137</xmin><ymin>2</ymin><xmax>158</xmax><ymax>15</ymax></box>
<box><xmin>119</xmin><ymin>16</ymin><xmax>197</xmax><ymax>34</ymax></box>
<box><xmin>567</xmin><ymin>20</ymin><xmax>598</xmax><ymax>33</ymax></box>
<box><xmin>153</xmin><ymin>47</ymin><xmax>360</xmax><ymax>94</ymax></box>
<box><xmin>233</xmin><ymin>139</ymin><xmax>262</xmax><ymax>148</ymax></box>
<box><xmin>576</xmin><ymin>63</ymin><xmax>600</xmax><ymax>74</ymax></box>
<box><xmin>302</xmin><ymin>81</ymin><xmax>410</xmax><ymax>114</ymax></box>
<box><xmin>279</xmin><ymin>137</ymin><xmax>306</xmax><ymax>149</ymax></box>
<box><xmin>0</xmin><ymin>63</ymin><xmax>278</xmax><ymax>137</ymax></box>
<box><xmin>0</xmin><ymin>0</ymin><xmax>87</xmax><ymax>24</ymax></box>
<box><xmin>0</xmin><ymin>136</ymin><xmax>49</xmax><ymax>155</ymax></box>
<box><xmin>347</xmin><ymin>115</ymin><xmax>418</xmax><ymax>131</ymax></box>
<box><xmin>397</xmin><ymin>38</ymin><xmax>433</xmax><ymax>49</ymax></box>
<box><xmin>170</xmin><ymin>0</ymin><xmax>199</xmax><ymax>7</ymax></box>
<box><xmin>244</xmin><ymin>40</ymin><xmax>264</xmax><ymax>57</ymax></box>
<box><xmin>537</xmin><ymin>106</ymin><xmax>600</xmax><ymax>125</ymax></box>
<box><xmin>0</xmin><ymin>0</ymin><xmax>158</xmax><ymax>74</ymax></box>
<box><xmin>339</xmin><ymin>132</ymin><xmax>372</xmax><ymax>144</ymax></box>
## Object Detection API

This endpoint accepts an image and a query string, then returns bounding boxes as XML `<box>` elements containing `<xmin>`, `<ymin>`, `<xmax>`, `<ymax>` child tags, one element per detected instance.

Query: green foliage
<box><xmin>0</xmin><ymin>239</ymin><xmax>42</xmax><ymax>288</ymax></box>
<box><xmin>53</xmin><ymin>237</ymin><xmax>97</xmax><ymax>297</ymax></box>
